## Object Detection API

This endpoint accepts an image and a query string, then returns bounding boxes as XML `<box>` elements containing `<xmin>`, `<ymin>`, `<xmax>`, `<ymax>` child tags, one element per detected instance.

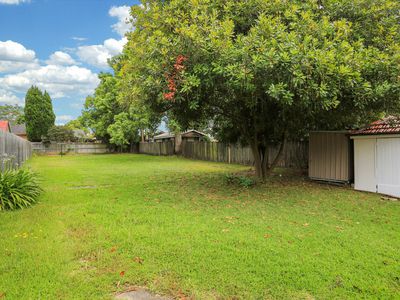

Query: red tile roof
<box><xmin>0</xmin><ymin>120</ymin><xmax>10</xmax><ymax>133</ymax></box>
<box><xmin>352</xmin><ymin>116</ymin><xmax>400</xmax><ymax>135</ymax></box>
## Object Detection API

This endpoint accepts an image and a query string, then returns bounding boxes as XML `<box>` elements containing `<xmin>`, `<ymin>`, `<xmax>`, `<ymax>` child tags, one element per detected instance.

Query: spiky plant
<box><xmin>0</xmin><ymin>169</ymin><xmax>42</xmax><ymax>211</ymax></box>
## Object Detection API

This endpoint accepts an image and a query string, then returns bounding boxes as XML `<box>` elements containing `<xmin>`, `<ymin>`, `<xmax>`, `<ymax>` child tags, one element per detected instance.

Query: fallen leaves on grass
<box><xmin>120</xmin><ymin>271</ymin><xmax>125</xmax><ymax>277</ymax></box>
<box><xmin>264</xmin><ymin>234</ymin><xmax>272</xmax><ymax>239</ymax></box>
<box><xmin>110</xmin><ymin>246</ymin><xmax>117</xmax><ymax>253</ymax></box>
<box><xmin>176</xmin><ymin>289</ymin><xmax>189</xmax><ymax>300</ymax></box>
<box><xmin>133</xmin><ymin>257</ymin><xmax>144</xmax><ymax>264</ymax></box>
<box><xmin>303</xmin><ymin>223</ymin><xmax>309</xmax><ymax>227</ymax></box>
<box><xmin>336</xmin><ymin>226</ymin><xmax>344</xmax><ymax>232</ymax></box>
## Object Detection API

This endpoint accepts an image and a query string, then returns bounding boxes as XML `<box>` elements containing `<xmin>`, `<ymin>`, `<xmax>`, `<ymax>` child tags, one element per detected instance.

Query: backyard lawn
<box><xmin>0</xmin><ymin>154</ymin><xmax>399</xmax><ymax>299</ymax></box>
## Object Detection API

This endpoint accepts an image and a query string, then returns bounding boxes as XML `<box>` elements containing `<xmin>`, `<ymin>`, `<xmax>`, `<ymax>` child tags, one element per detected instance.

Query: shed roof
<box><xmin>0</xmin><ymin>120</ymin><xmax>10</xmax><ymax>132</ymax></box>
<box><xmin>181</xmin><ymin>129</ymin><xmax>206</xmax><ymax>137</ymax></box>
<box><xmin>352</xmin><ymin>116</ymin><xmax>400</xmax><ymax>135</ymax></box>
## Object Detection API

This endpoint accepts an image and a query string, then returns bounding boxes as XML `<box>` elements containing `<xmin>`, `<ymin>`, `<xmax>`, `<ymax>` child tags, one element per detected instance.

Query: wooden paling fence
<box><xmin>0</xmin><ymin>131</ymin><xmax>32</xmax><ymax>171</ymax></box>
<box><xmin>31</xmin><ymin>142</ymin><xmax>110</xmax><ymax>154</ymax></box>
<box><xmin>139</xmin><ymin>141</ymin><xmax>174</xmax><ymax>156</ymax></box>
<box><xmin>181</xmin><ymin>141</ymin><xmax>308</xmax><ymax>168</ymax></box>
<box><xmin>139</xmin><ymin>140</ymin><xmax>308</xmax><ymax>168</ymax></box>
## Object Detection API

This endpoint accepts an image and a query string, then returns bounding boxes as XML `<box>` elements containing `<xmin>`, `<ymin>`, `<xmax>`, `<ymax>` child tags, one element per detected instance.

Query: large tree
<box><xmin>24</xmin><ymin>86</ymin><xmax>56</xmax><ymax>142</ymax></box>
<box><xmin>120</xmin><ymin>0</ymin><xmax>400</xmax><ymax>180</ymax></box>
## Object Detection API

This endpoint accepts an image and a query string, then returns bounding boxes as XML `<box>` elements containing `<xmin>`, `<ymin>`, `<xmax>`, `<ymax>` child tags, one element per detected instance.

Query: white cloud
<box><xmin>0</xmin><ymin>89</ymin><xmax>22</xmax><ymax>105</ymax></box>
<box><xmin>56</xmin><ymin>115</ymin><xmax>73</xmax><ymax>125</ymax></box>
<box><xmin>0</xmin><ymin>40</ymin><xmax>35</xmax><ymax>61</ymax></box>
<box><xmin>0</xmin><ymin>40</ymin><xmax>39</xmax><ymax>73</ymax></box>
<box><xmin>46</xmin><ymin>51</ymin><xmax>76</xmax><ymax>66</ymax></box>
<box><xmin>0</xmin><ymin>60</ymin><xmax>39</xmax><ymax>73</ymax></box>
<box><xmin>76</xmin><ymin>37</ymin><xmax>127</xmax><ymax>69</ymax></box>
<box><xmin>0</xmin><ymin>0</ymin><xmax>30</xmax><ymax>4</ymax></box>
<box><xmin>109</xmin><ymin>5</ymin><xmax>132</xmax><ymax>37</ymax></box>
<box><xmin>0</xmin><ymin>65</ymin><xmax>100</xmax><ymax>99</ymax></box>
<box><xmin>72</xmin><ymin>37</ymin><xmax>87</xmax><ymax>42</ymax></box>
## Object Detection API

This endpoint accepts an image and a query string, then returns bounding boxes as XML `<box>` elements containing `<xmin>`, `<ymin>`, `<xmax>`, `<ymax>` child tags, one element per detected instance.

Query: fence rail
<box><xmin>181</xmin><ymin>141</ymin><xmax>308</xmax><ymax>168</ymax></box>
<box><xmin>0</xmin><ymin>131</ymin><xmax>32</xmax><ymax>171</ymax></box>
<box><xmin>31</xmin><ymin>142</ymin><xmax>110</xmax><ymax>154</ymax></box>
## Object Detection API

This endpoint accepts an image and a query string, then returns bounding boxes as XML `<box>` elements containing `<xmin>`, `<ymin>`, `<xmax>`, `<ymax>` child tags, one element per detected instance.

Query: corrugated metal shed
<box><xmin>309</xmin><ymin>131</ymin><xmax>353</xmax><ymax>183</ymax></box>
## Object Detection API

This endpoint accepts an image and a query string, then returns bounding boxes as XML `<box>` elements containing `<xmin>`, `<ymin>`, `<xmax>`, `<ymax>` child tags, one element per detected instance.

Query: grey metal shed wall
<box><xmin>309</xmin><ymin>131</ymin><xmax>353</xmax><ymax>182</ymax></box>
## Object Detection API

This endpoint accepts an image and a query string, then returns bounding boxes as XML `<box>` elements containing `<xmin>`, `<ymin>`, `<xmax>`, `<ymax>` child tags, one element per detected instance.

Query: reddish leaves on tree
<box><xmin>163</xmin><ymin>54</ymin><xmax>187</xmax><ymax>101</ymax></box>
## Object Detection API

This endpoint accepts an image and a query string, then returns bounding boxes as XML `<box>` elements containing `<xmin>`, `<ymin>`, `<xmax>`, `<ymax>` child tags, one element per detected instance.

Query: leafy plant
<box><xmin>225</xmin><ymin>174</ymin><xmax>255</xmax><ymax>188</ymax></box>
<box><xmin>0</xmin><ymin>169</ymin><xmax>42</xmax><ymax>211</ymax></box>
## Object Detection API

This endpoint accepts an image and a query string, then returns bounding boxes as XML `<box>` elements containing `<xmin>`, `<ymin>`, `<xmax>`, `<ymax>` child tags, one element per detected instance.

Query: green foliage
<box><xmin>225</xmin><ymin>173</ymin><xmax>256</xmax><ymax>188</ymax></box>
<box><xmin>120</xmin><ymin>0</ymin><xmax>400</xmax><ymax>179</ymax></box>
<box><xmin>82</xmin><ymin>69</ymin><xmax>160</xmax><ymax>147</ymax></box>
<box><xmin>46</xmin><ymin>125</ymin><xmax>75</xmax><ymax>142</ymax></box>
<box><xmin>0</xmin><ymin>169</ymin><xmax>42</xmax><ymax>211</ymax></box>
<box><xmin>24</xmin><ymin>86</ymin><xmax>56</xmax><ymax>142</ymax></box>
<box><xmin>82</xmin><ymin>73</ymin><xmax>121</xmax><ymax>143</ymax></box>
<box><xmin>65</xmin><ymin>117</ymin><xmax>89</xmax><ymax>134</ymax></box>
<box><xmin>0</xmin><ymin>104</ymin><xmax>25</xmax><ymax>124</ymax></box>
<box><xmin>107</xmin><ymin>112</ymin><xmax>139</xmax><ymax>148</ymax></box>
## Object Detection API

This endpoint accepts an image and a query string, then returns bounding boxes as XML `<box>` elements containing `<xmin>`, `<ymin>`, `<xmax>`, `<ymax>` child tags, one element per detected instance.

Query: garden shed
<box><xmin>351</xmin><ymin>116</ymin><xmax>400</xmax><ymax>198</ymax></box>
<box><xmin>308</xmin><ymin>131</ymin><xmax>353</xmax><ymax>183</ymax></box>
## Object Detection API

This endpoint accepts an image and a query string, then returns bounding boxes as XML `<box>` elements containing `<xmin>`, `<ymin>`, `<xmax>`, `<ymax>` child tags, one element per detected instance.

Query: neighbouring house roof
<box><xmin>153</xmin><ymin>132</ymin><xmax>175</xmax><ymax>140</ymax></box>
<box><xmin>352</xmin><ymin>116</ymin><xmax>400</xmax><ymax>135</ymax></box>
<box><xmin>0</xmin><ymin>120</ymin><xmax>10</xmax><ymax>132</ymax></box>
<box><xmin>10</xmin><ymin>124</ymin><xmax>26</xmax><ymax>135</ymax></box>
<box><xmin>181</xmin><ymin>129</ymin><xmax>206</xmax><ymax>138</ymax></box>
<box><xmin>73</xmin><ymin>129</ymin><xmax>86</xmax><ymax>138</ymax></box>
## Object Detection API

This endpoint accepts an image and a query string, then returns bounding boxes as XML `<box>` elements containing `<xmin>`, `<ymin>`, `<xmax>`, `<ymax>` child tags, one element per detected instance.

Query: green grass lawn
<box><xmin>0</xmin><ymin>154</ymin><xmax>399</xmax><ymax>299</ymax></box>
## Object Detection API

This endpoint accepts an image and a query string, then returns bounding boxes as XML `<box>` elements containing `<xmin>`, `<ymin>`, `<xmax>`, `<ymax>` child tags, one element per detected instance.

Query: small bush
<box><xmin>0</xmin><ymin>169</ymin><xmax>42</xmax><ymax>211</ymax></box>
<box><xmin>224</xmin><ymin>174</ymin><xmax>256</xmax><ymax>188</ymax></box>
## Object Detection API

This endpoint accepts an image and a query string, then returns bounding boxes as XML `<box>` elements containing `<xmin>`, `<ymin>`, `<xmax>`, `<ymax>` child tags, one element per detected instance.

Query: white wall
<box><xmin>352</xmin><ymin>135</ymin><xmax>400</xmax><ymax>198</ymax></box>
<box><xmin>376</xmin><ymin>138</ymin><xmax>400</xmax><ymax>197</ymax></box>
<box><xmin>353</xmin><ymin>138</ymin><xmax>376</xmax><ymax>193</ymax></box>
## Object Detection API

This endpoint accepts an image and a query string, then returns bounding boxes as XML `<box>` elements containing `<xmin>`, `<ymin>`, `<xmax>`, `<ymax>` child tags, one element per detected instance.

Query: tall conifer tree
<box><xmin>24</xmin><ymin>86</ymin><xmax>55</xmax><ymax>141</ymax></box>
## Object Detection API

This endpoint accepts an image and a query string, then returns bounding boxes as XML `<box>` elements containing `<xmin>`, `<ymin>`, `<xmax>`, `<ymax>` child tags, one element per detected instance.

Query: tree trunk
<box><xmin>141</xmin><ymin>129</ymin><xmax>145</xmax><ymax>142</ymax></box>
<box><xmin>250</xmin><ymin>136</ymin><xmax>287</xmax><ymax>181</ymax></box>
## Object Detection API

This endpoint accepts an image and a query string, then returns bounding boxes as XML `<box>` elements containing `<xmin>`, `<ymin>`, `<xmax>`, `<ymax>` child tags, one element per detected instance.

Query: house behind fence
<box><xmin>0</xmin><ymin>130</ymin><xmax>32</xmax><ymax>171</ymax></box>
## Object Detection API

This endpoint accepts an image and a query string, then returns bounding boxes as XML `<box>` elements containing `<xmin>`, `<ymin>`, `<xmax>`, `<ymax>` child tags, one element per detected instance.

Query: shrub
<box><xmin>0</xmin><ymin>169</ymin><xmax>42</xmax><ymax>211</ymax></box>
<box><xmin>224</xmin><ymin>174</ymin><xmax>256</xmax><ymax>188</ymax></box>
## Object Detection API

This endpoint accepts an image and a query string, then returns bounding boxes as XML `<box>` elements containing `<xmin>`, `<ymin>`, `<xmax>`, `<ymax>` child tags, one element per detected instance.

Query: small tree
<box><xmin>46</xmin><ymin>125</ymin><xmax>75</xmax><ymax>142</ymax></box>
<box><xmin>107</xmin><ymin>112</ymin><xmax>139</xmax><ymax>149</ymax></box>
<box><xmin>24</xmin><ymin>86</ymin><xmax>56</xmax><ymax>142</ymax></box>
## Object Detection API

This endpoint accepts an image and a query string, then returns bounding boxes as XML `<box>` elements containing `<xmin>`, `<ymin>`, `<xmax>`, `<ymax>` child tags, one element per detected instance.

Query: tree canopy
<box><xmin>82</xmin><ymin>69</ymin><xmax>160</xmax><ymax>147</ymax></box>
<box><xmin>0</xmin><ymin>104</ymin><xmax>24</xmax><ymax>124</ymax></box>
<box><xmin>46</xmin><ymin>125</ymin><xmax>75</xmax><ymax>142</ymax></box>
<box><xmin>119</xmin><ymin>0</ymin><xmax>400</xmax><ymax>179</ymax></box>
<box><xmin>24</xmin><ymin>86</ymin><xmax>56</xmax><ymax>142</ymax></box>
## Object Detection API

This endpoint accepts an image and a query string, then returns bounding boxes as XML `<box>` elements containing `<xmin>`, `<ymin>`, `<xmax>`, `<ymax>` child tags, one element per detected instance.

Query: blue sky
<box><xmin>0</xmin><ymin>0</ymin><xmax>140</xmax><ymax>124</ymax></box>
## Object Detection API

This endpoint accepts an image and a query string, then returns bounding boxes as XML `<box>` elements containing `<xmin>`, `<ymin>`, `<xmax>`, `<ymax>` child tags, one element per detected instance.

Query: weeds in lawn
<box><xmin>224</xmin><ymin>173</ymin><xmax>256</xmax><ymax>188</ymax></box>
